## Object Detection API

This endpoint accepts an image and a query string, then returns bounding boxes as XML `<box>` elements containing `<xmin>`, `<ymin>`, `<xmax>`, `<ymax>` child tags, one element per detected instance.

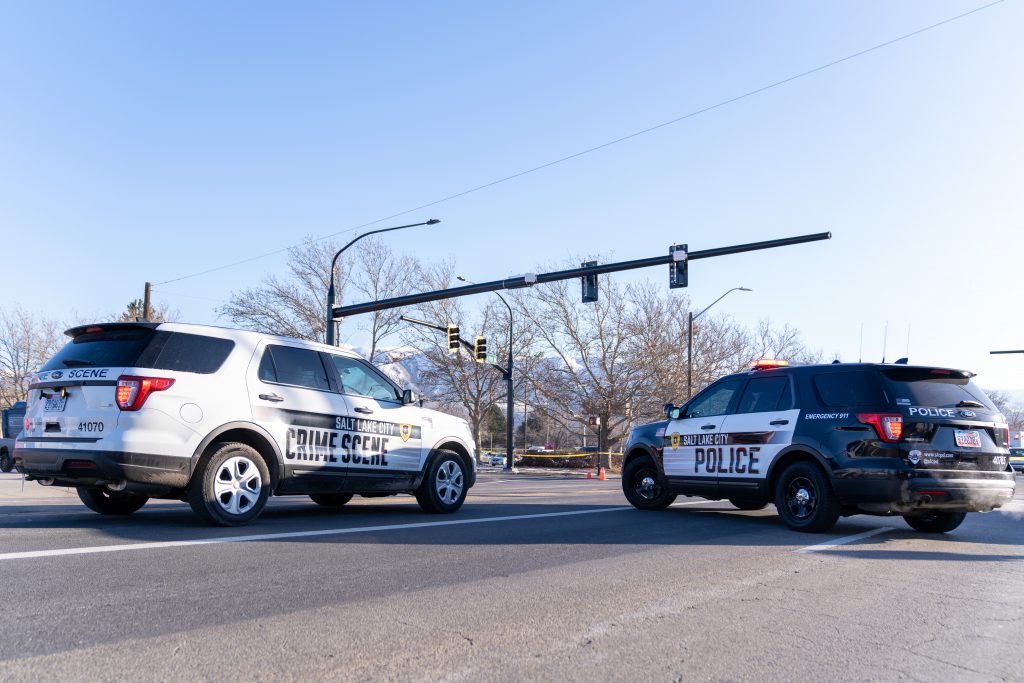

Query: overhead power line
<box><xmin>156</xmin><ymin>0</ymin><xmax>1003</xmax><ymax>287</ymax></box>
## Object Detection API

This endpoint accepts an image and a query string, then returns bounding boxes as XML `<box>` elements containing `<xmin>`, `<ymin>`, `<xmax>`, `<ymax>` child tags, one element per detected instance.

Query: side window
<box><xmin>266</xmin><ymin>345</ymin><xmax>331</xmax><ymax>391</ymax></box>
<box><xmin>329</xmin><ymin>355</ymin><xmax>400</xmax><ymax>402</ymax></box>
<box><xmin>736</xmin><ymin>376</ymin><xmax>790</xmax><ymax>414</ymax></box>
<box><xmin>142</xmin><ymin>332</ymin><xmax>235</xmax><ymax>374</ymax></box>
<box><xmin>813</xmin><ymin>371</ymin><xmax>885</xmax><ymax>407</ymax></box>
<box><xmin>685</xmin><ymin>380</ymin><xmax>742</xmax><ymax>418</ymax></box>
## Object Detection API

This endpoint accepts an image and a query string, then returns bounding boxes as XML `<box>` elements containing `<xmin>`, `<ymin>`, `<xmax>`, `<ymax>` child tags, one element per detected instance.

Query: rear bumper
<box><xmin>14</xmin><ymin>446</ymin><xmax>190</xmax><ymax>489</ymax></box>
<box><xmin>833</xmin><ymin>468</ymin><xmax>1016</xmax><ymax>513</ymax></box>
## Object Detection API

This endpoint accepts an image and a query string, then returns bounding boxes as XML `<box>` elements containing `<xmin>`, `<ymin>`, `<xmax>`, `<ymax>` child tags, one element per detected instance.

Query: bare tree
<box><xmin>218</xmin><ymin>235</ymin><xmax>415</xmax><ymax>354</ymax></box>
<box><xmin>117</xmin><ymin>298</ymin><xmax>176</xmax><ymax>323</ymax></box>
<box><xmin>0</xmin><ymin>307</ymin><xmax>65</xmax><ymax>407</ymax></box>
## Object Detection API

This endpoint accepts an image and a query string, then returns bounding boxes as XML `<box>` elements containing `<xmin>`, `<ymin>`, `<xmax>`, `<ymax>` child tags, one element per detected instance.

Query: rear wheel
<box><xmin>310</xmin><ymin>493</ymin><xmax>354</xmax><ymax>508</ymax></box>
<box><xmin>729</xmin><ymin>498</ymin><xmax>767</xmax><ymax>511</ymax></box>
<box><xmin>0</xmin><ymin>450</ymin><xmax>12</xmax><ymax>473</ymax></box>
<box><xmin>77</xmin><ymin>487</ymin><xmax>148</xmax><ymax>516</ymax></box>
<box><xmin>187</xmin><ymin>442</ymin><xmax>270</xmax><ymax>526</ymax></box>
<box><xmin>774</xmin><ymin>461</ymin><xmax>840</xmax><ymax>532</ymax></box>
<box><xmin>622</xmin><ymin>456</ymin><xmax>676</xmax><ymax>510</ymax></box>
<box><xmin>903</xmin><ymin>510</ymin><xmax>966</xmax><ymax>533</ymax></box>
<box><xmin>415</xmin><ymin>451</ymin><xmax>467</xmax><ymax>513</ymax></box>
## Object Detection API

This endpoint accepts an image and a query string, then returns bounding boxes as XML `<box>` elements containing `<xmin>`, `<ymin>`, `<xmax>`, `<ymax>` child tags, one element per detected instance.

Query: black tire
<box><xmin>187</xmin><ymin>442</ymin><xmax>270</xmax><ymax>526</ymax></box>
<box><xmin>0</xmin><ymin>450</ymin><xmax>12</xmax><ymax>473</ymax></box>
<box><xmin>729</xmin><ymin>498</ymin><xmax>768</xmax><ymax>511</ymax></box>
<box><xmin>415</xmin><ymin>451</ymin><xmax>468</xmax><ymax>514</ymax></box>
<box><xmin>903</xmin><ymin>510</ymin><xmax>966</xmax><ymax>533</ymax></box>
<box><xmin>773</xmin><ymin>461</ymin><xmax>840</xmax><ymax>532</ymax></box>
<box><xmin>77</xmin><ymin>487</ymin><xmax>148</xmax><ymax>516</ymax></box>
<box><xmin>310</xmin><ymin>493</ymin><xmax>354</xmax><ymax>508</ymax></box>
<box><xmin>622</xmin><ymin>456</ymin><xmax>677</xmax><ymax>511</ymax></box>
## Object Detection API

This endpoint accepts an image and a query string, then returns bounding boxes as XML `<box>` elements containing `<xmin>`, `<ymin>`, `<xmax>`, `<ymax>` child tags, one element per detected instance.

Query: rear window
<box><xmin>41</xmin><ymin>329</ymin><xmax>234</xmax><ymax>375</ymax></box>
<box><xmin>813</xmin><ymin>371</ymin><xmax>887</xmax><ymax>407</ymax></box>
<box><xmin>42</xmin><ymin>328</ymin><xmax>154</xmax><ymax>371</ymax></box>
<box><xmin>881</xmin><ymin>368</ymin><xmax>995</xmax><ymax>411</ymax></box>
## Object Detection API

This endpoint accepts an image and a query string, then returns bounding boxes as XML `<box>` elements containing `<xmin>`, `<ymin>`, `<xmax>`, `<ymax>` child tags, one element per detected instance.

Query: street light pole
<box><xmin>457</xmin><ymin>276</ymin><xmax>517</xmax><ymax>472</ymax></box>
<box><xmin>325</xmin><ymin>219</ymin><xmax>440</xmax><ymax>346</ymax></box>
<box><xmin>687</xmin><ymin>286</ymin><xmax>751</xmax><ymax>399</ymax></box>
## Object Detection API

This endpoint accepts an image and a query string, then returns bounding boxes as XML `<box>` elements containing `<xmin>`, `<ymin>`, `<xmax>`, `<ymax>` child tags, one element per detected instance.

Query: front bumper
<box><xmin>14</xmin><ymin>446</ymin><xmax>190</xmax><ymax>490</ymax></box>
<box><xmin>832</xmin><ymin>468</ymin><xmax>1015</xmax><ymax>513</ymax></box>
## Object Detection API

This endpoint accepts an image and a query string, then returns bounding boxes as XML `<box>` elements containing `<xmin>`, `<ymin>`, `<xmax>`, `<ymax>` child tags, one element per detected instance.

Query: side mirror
<box><xmin>664</xmin><ymin>403</ymin><xmax>682</xmax><ymax>420</ymax></box>
<box><xmin>402</xmin><ymin>389</ymin><xmax>418</xmax><ymax>406</ymax></box>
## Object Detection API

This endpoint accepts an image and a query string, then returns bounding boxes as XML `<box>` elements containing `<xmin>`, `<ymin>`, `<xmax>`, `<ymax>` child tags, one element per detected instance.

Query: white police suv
<box><xmin>14</xmin><ymin>322</ymin><xmax>477</xmax><ymax>525</ymax></box>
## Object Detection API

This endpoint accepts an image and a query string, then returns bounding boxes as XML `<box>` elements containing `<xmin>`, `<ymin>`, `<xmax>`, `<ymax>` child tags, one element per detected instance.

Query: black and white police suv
<box><xmin>621</xmin><ymin>360</ymin><xmax>1016</xmax><ymax>533</ymax></box>
<box><xmin>14</xmin><ymin>322</ymin><xmax>477</xmax><ymax>525</ymax></box>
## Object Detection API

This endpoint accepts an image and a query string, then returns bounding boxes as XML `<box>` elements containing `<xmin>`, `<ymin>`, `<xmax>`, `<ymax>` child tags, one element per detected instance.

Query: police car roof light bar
<box><xmin>333</xmin><ymin>232</ymin><xmax>831</xmax><ymax>319</ymax></box>
<box><xmin>752</xmin><ymin>359</ymin><xmax>789</xmax><ymax>370</ymax></box>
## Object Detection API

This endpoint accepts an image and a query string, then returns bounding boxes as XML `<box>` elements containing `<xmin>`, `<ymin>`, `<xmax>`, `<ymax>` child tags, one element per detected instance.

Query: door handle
<box><xmin>770</xmin><ymin>419</ymin><xmax>789</xmax><ymax>426</ymax></box>
<box><xmin>354</xmin><ymin>407</ymin><xmax>374</xmax><ymax>415</ymax></box>
<box><xmin>701</xmin><ymin>424</ymin><xmax>716</xmax><ymax>430</ymax></box>
<box><xmin>258</xmin><ymin>393</ymin><xmax>284</xmax><ymax>403</ymax></box>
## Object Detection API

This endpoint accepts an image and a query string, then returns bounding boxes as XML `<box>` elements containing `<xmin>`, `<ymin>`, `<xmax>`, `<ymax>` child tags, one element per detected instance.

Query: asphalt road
<box><xmin>1</xmin><ymin>470</ymin><xmax>1022</xmax><ymax>682</ymax></box>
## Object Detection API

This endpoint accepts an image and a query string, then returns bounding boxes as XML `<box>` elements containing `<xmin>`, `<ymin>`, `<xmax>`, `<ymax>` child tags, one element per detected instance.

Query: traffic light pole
<box><xmin>332</xmin><ymin>232</ymin><xmax>830</xmax><ymax>319</ymax></box>
<box><xmin>400</xmin><ymin>315</ymin><xmax>516</xmax><ymax>470</ymax></box>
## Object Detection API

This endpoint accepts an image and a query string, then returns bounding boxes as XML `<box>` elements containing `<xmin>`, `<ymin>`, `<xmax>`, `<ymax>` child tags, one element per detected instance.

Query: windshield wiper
<box><xmin>956</xmin><ymin>399</ymin><xmax>984</xmax><ymax>408</ymax></box>
<box><xmin>61</xmin><ymin>359</ymin><xmax>95</xmax><ymax>367</ymax></box>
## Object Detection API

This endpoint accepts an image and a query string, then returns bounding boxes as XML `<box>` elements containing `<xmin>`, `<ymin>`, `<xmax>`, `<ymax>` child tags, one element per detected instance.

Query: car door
<box><xmin>323</xmin><ymin>353</ymin><xmax>424</xmax><ymax>492</ymax></box>
<box><xmin>717</xmin><ymin>375</ymin><xmax>801</xmax><ymax>500</ymax></box>
<box><xmin>248</xmin><ymin>342</ymin><xmax>353</xmax><ymax>492</ymax></box>
<box><xmin>663</xmin><ymin>379</ymin><xmax>744</xmax><ymax>498</ymax></box>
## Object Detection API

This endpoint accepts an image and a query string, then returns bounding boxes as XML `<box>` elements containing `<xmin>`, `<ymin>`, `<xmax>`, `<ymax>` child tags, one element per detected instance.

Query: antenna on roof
<box><xmin>858</xmin><ymin>323</ymin><xmax>864</xmax><ymax>363</ymax></box>
<box><xmin>881</xmin><ymin>321</ymin><xmax>888</xmax><ymax>364</ymax></box>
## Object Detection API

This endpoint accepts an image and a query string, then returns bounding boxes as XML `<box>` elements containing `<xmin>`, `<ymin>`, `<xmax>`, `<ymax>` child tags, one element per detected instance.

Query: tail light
<box><xmin>116</xmin><ymin>375</ymin><xmax>175</xmax><ymax>411</ymax></box>
<box><xmin>857</xmin><ymin>413</ymin><xmax>903</xmax><ymax>442</ymax></box>
<box><xmin>995</xmin><ymin>425</ymin><xmax>1009</xmax><ymax>448</ymax></box>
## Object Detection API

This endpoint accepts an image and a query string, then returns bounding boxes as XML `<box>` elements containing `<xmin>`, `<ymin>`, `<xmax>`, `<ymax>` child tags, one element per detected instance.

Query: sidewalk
<box><xmin>0</xmin><ymin>473</ymin><xmax>79</xmax><ymax>503</ymax></box>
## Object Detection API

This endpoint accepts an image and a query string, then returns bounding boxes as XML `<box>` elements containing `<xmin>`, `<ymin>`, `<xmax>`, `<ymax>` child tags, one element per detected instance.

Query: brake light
<box><xmin>115</xmin><ymin>375</ymin><xmax>175</xmax><ymax>411</ymax></box>
<box><xmin>752</xmin><ymin>359</ymin><xmax>789</xmax><ymax>370</ymax></box>
<box><xmin>857</xmin><ymin>413</ymin><xmax>904</xmax><ymax>442</ymax></box>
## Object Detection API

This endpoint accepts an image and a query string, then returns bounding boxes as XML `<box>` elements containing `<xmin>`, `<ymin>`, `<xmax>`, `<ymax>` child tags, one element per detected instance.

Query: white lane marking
<box><xmin>794</xmin><ymin>527</ymin><xmax>888</xmax><ymax>553</ymax></box>
<box><xmin>671</xmin><ymin>500</ymin><xmax>723</xmax><ymax>507</ymax></box>
<box><xmin>0</xmin><ymin>507</ymin><xmax>630</xmax><ymax>562</ymax></box>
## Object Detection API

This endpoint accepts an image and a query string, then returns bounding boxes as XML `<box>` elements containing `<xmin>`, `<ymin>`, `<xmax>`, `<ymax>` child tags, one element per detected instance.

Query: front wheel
<box><xmin>415</xmin><ymin>451</ymin><xmax>467</xmax><ymax>514</ymax></box>
<box><xmin>187</xmin><ymin>442</ymin><xmax>270</xmax><ymax>526</ymax></box>
<box><xmin>622</xmin><ymin>456</ymin><xmax>676</xmax><ymax>510</ymax></box>
<box><xmin>77</xmin><ymin>487</ymin><xmax>148</xmax><ymax>515</ymax></box>
<box><xmin>0</xmin><ymin>450</ymin><xmax>12</xmax><ymax>473</ymax></box>
<box><xmin>773</xmin><ymin>461</ymin><xmax>840</xmax><ymax>533</ymax></box>
<box><xmin>903</xmin><ymin>510</ymin><xmax>966</xmax><ymax>533</ymax></box>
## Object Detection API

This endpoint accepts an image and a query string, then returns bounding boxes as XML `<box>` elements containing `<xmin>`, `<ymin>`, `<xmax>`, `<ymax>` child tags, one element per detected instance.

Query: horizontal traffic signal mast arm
<box><xmin>333</xmin><ymin>231</ymin><xmax>831</xmax><ymax>318</ymax></box>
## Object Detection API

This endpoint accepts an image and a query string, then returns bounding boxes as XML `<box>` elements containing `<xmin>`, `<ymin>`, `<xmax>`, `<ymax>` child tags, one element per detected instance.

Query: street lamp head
<box><xmin>739</xmin><ymin>287</ymin><xmax>752</xmax><ymax>292</ymax></box>
<box><xmin>427</xmin><ymin>219</ymin><xmax>441</xmax><ymax>225</ymax></box>
<box><xmin>456</xmin><ymin>275</ymin><xmax>469</xmax><ymax>283</ymax></box>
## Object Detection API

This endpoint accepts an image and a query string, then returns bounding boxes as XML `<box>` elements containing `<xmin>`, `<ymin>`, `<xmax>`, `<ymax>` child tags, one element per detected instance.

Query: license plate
<box><xmin>44</xmin><ymin>395</ymin><xmax>67</xmax><ymax>412</ymax></box>
<box><xmin>954</xmin><ymin>429</ymin><xmax>981</xmax><ymax>448</ymax></box>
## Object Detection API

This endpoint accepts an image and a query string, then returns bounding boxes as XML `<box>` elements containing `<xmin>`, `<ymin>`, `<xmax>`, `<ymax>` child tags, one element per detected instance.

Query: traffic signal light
<box><xmin>447</xmin><ymin>325</ymin><xmax>460</xmax><ymax>353</ymax></box>
<box><xmin>581</xmin><ymin>260</ymin><xmax>598</xmax><ymax>302</ymax></box>
<box><xmin>669</xmin><ymin>243</ymin><xmax>688</xmax><ymax>289</ymax></box>
<box><xmin>587</xmin><ymin>416</ymin><xmax>600</xmax><ymax>426</ymax></box>
<box><xmin>474</xmin><ymin>336</ymin><xmax>487</xmax><ymax>363</ymax></box>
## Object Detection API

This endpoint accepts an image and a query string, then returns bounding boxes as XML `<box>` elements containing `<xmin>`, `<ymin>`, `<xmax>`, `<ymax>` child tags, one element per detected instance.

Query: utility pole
<box><xmin>143</xmin><ymin>282</ymin><xmax>152</xmax><ymax>321</ymax></box>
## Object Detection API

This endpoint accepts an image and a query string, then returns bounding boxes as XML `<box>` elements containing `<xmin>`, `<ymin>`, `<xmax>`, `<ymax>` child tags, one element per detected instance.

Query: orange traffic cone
<box><xmin>586</xmin><ymin>470</ymin><xmax>593</xmax><ymax>479</ymax></box>
<box><xmin>598</xmin><ymin>467</ymin><xmax>607</xmax><ymax>481</ymax></box>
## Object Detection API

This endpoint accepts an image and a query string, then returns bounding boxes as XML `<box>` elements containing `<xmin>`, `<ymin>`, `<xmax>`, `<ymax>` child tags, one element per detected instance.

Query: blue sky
<box><xmin>2</xmin><ymin>1</ymin><xmax>1022</xmax><ymax>389</ymax></box>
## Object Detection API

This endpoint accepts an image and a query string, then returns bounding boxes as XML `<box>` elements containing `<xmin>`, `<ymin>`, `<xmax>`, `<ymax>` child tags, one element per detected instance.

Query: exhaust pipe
<box><xmin>38</xmin><ymin>477</ymin><xmax>55</xmax><ymax>486</ymax></box>
<box><xmin>106</xmin><ymin>480</ymin><xmax>127</xmax><ymax>492</ymax></box>
<box><xmin>919</xmin><ymin>494</ymin><xmax>932</xmax><ymax>505</ymax></box>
